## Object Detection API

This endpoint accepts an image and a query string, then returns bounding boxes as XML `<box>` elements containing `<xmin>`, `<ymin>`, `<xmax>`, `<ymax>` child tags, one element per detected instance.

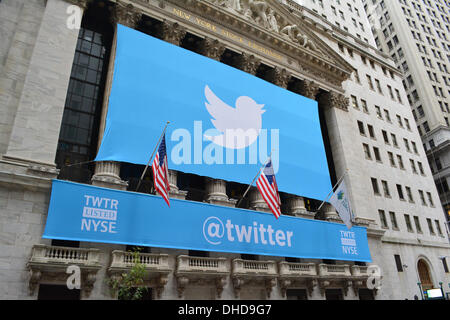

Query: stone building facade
<box><xmin>0</xmin><ymin>0</ymin><xmax>449</xmax><ymax>300</ymax></box>
<box><xmin>364</xmin><ymin>0</ymin><xmax>450</xmax><ymax>254</ymax></box>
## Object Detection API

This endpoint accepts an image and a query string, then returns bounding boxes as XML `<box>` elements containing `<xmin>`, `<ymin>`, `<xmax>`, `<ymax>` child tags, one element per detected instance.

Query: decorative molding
<box><xmin>145</xmin><ymin>0</ymin><xmax>353</xmax><ymax>89</ymax></box>
<box><xmin>202</xmin><ymin>37</ymin><xmax>227</xmax><ymax>61</ymax></box>
<box><xmin>297</xmin><ymin>80</ymin><xmax>320</xmax><ymax>100</ymax></box>
<box><xmin>27</xmin><ymin>245</ymin><xmax>102</xmax><ymax>297</ymax></box>
<box><xmin>161</xmin><ymin>20</ymin><xmax>187</xmax><ymax>45</ymax></box>
<box><xmin>234</xmin><ymin>52</ymin><xmax>261</xmax><ymax>75</ymax></box>
<box><xmin>319</xmin><ymin>90</ymin><xmax>349</xmax><ymax>112</ymax></box>
<box><xmin>175</xmin><ymin>255</ymin><xmax>230</xmax><ymax>299</ymax></box>
<box><xmin>267</xmin><ymin>66</ymin><xmax>291</xmax><ymax>88</ymax></box>
<box><xmin>113</xmin><ymin>0</ymin><xmax>143</xmax><ymax>28</ymax></box>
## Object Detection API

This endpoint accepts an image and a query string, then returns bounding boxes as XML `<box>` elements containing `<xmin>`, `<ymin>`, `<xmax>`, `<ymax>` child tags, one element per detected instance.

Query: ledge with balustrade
<box><xmin>27</xmin><ymin>244</ymin><xmax>102</xmax><ymax>297</ymax></box>
<box><xmin>231</xmin><ymin>258</ymin><xmax>278</xmax><ymax>299</ymax></box>
<box><xmin>27</xmin><ymin>245</ymin><xmax>376</xmax><ymax>299</ymax></box>
<box><xmin>278</xmin><ymin>261</ymin><xmax>318</xmax><ymax>297</ymax></box>
<box><xmin>107</xmin><ymin>250</ymin><xmax>171</xmax><ymax>298</ymax></box>
<box><xmin>175</xmin><ymin>255</ymin><xmax>230</xmax><ymax>298</ymax></box>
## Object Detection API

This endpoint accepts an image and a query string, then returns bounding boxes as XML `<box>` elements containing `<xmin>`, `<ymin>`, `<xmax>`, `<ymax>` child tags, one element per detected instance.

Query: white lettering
<box><xmin>275</xmin><ymin>230</ymin><xmax>286</xmax><ymax>246</ymax></box>
<box><xmin>235</xmin><ymin>225</ymin><xmax>252</xmax><ymax>243</ymax></box>
<box><xmin>209</xmin><ymin>217</ymin><xmax>293</xmax><ymax>248</ymax></box>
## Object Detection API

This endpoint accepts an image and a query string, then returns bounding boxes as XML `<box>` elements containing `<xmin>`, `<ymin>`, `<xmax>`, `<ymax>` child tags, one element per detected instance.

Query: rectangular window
<box><xmin>427</xmin><ymin>218</ymin><xmax>435</xmax><ymax>234</ymax></box>
<box><xmin>358</xmin><ymin>121</ymin><xmax>366</xmax><ymax>135</ymax></box>
<box><xmin>379</xmin><ymin>210</ymin><xmax>388</xmax><ymax>228</ymax></box>
<box><xmin>435</xmin><ymin>220</ymin><xmax>443</xmax><ymax>236</ymax></box>
<box><xmin>389</xmin><ymin>212</ymin><xmax>398</xmax><ymax>229</ymax></box>
<box><xmin>363</xmin><ymin>143</ymin><xmax>372</xmax><ymax>159</ymax></box>
<box><xmin>414</xmin><ymin>216</ymin><xmax>422</xmax><ymax>233</ymax></box>
<box><xmin>394</xmin><ymin>254</ymin><xmax>404</xmax><ymax>272</ymax></box>
<box><xmin>404</xmin><ymin>214</ymin><xmax>413</xmax><ymax>232</ymax></box>
<box><xmin>371</xmin><ymin>178</ymin><xmax>380</xmax><ymax>195</ymax></box>
<box><xmin>397</xmin><ymin>185</ymin><xmax>404</xmax><ymax>200</ymax></box>
<box><xmin>427</xmin><ymin>192</ymin><xmax>434</xmax><ymax>206</ymax></box>
<box><xmin>443</xmin><ymin>257</ymin><xmax>449</xmax><ymax>273</ymax></box>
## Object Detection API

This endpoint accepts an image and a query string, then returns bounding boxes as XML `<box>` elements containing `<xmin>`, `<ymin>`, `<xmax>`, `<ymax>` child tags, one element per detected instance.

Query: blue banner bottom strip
<box><xmin>43</xmin><ymin>180</ymin><xmax>372</xmax><ymax>262</ymax></box>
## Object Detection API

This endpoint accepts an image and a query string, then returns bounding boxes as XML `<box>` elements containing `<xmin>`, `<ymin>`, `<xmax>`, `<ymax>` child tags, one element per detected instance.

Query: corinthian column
<box><xmin>91</xmin><ymin>1</ymin><xmax>142</xmax><ymax>190</ymax></box>
<box><xmin>201</xmin><ymin>37</ymin><xmax>226</xmax><ymax>61</ymax></box>
<box><xmin>158</xmin><ymin>20</ymin><xmax>188</xmax><ymax>197</ymax></box>
<box><xmin>198</xmin><ymin>38</ymin><xmax>237</xmax><ymax>207</ymax></box>
<box><xmin>161</xmin><ymin>20</ymin><xmax>187</xmax><ymax>45</ymax></box>
<box><xmin>297</xmin><ymin>80</ymin><xmax>320</xmax><ymax>100</ymax></box>
<box><xmin>267</xmin><ymin>67</ymin><xmax>291</xmax><ymax>89</ymax></box>
<box><xmin>234</xmin><ymin>53</ymin><xmax>261</xmax><ymax>75</ymax></box>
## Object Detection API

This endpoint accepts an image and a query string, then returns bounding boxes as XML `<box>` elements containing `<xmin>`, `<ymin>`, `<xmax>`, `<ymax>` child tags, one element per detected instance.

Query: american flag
<box><xmin>152</xmin><ymin>134</ymin><xmax>170</xmax><ymax>207</ymax></box>
<box><xmin>256</xmin><ymin>159</ymin><xmax>281</xmax><ymax>219</ymax></box>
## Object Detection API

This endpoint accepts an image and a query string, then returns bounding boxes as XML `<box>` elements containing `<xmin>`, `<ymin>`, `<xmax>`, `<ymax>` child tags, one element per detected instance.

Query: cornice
<box><xmin>120</xmin><ymin>0</ymin><xmax>352</xmax><ymax>92</ymax></box>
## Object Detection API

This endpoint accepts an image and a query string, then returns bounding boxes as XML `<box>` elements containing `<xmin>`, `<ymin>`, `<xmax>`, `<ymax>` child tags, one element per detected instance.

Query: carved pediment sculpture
<box><xmin>208</xmin><ymin>0</ymin><xmax>325</xmax><ymax>56</ymax></box>
<box><xmin>186</xmin><ymin>0</ymin><xmax>355</xmax><ymax>88</ymax></box>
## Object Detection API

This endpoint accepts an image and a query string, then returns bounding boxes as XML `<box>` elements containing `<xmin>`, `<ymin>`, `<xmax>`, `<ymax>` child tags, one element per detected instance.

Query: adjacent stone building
<box><xmin>0</xmin><ymin>0</ymin><xmax>449</xmax><ymax>300</ymax></box>
<box><xmin>364</xmin><ymin>0</ymin><xmax>450</xmax><ymax>235</ymax></box>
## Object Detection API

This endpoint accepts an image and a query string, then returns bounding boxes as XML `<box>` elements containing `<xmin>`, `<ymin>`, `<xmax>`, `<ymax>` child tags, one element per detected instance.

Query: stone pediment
<box><xmin>193</xmin><ymin>0</ymin><xmax>354</xmax><ymax>86</ymax></box>
<box><xmin>111</xmin><ymin>0</ymin><xmax>354</xmax><ymax>89</ymax></box>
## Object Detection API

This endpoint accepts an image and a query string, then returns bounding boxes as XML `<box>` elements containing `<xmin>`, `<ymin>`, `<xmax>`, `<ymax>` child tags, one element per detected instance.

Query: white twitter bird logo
<box><xmin>204</xmin><ymin>85</ymin><xmax>265</xmax><ymax>149</ymax></box>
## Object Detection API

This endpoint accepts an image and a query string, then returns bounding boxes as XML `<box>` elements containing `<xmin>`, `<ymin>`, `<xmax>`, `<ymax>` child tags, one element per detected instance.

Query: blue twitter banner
<box><xmin>43</xmin><ymin>180</ymin><xmax>372</xmax><ymax>262</ymax></box>
<box><xmin>95</xmin><ymin>24</ymin><xmax>332</xmax><ymax>200</ymax></box>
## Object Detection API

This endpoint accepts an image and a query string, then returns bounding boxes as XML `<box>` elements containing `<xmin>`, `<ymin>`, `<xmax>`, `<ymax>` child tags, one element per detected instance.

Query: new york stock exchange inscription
<box><xmin>171</xmin><ymin>6</ymin><xmax>284</xmax><ymax>61</ymax></box>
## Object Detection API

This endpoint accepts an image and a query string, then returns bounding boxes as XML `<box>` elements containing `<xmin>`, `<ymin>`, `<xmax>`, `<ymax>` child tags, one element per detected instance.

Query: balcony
<box><xmin>317</xmin><ymin>263</ymin><xmax>353</xmax><ymax>296</ymax></box>
<box><xmin>27</xmin><ymin>244</ymin><xmax>102</xmax><ymax>297</ymax></box>
<box><xmin>278</xmin><ymin>262</ymin><xmax>318</xmax><ymax>297</ymax></box>
<box><xmin>107</xmin><ymin>250</ymin><xmax>171</xmax><ymax>298</ymax></box>
<box><xmin>318</xmin><ymin>263</ymin><xmax>352</xmax><ymax>278</ymax></box>
<box><xmin>231</xmin><ymin>259</ymin><xmax>278</xmax><ymax>298</ymax></box>
<box><xmin>175</xmin><ymin>255</ymin><xmax>230</xmax><ymax>298</ymax></box>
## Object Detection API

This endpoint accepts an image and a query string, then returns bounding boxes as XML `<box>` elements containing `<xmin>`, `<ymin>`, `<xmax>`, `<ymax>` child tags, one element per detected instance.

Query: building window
<box><xmin>413</xmin><ymin>216</ymin><xmax>422</xmax><ymax>233</ymax></box>
<box><xmin>427</xmin><ymin>218</ymin><xmax>435</xmax><ymax>235</ymax></box>
<box><xmin>379</xmin><ymin>210</ymin><xmax>388</xmax><ymax>228</ymax></box>
<box><xmin>435</xmin><ymin>220</ymin><xmax>443</xmax><ymax>236</ymax></box>
<box><xmin>397</xmin><ymin>185</ymin><xmax>404</xmax><ymax>200</ymax></box>
<box><xmin>389</xmin><ymin>212</ymin><xmax>399</xmax><ymax>230</ymax></box>
<box><xmin>56</xmin><ymin>20</ymin><xmax>113</xmax><ymax>183</ymax></box>
<box><xmin>371</xmin><ymin>178</ymin><xmax>380</xmax><ymax>195</ymax></box>
<box><xmin>394</xmin><ymin>254</ymin><xmax>404</xmax><ymax>272</ymax></box>
<box><xmin>363</xmin><ymin>143</ymin><xmax>372</xmax><ymax>159</ymax></box>
<box><xmin>404</xmin><ymin>214</ymin><xmax>413</xmax><ymax>232</ymax></box>
<box><xmin>442</xmin><ymin>257</ymin><xmax>449</xmax><ymax>273</ymax></box>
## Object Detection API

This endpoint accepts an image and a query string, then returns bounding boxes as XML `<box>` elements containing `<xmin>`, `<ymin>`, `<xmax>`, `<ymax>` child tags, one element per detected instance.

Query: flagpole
<box><xmin>316</xmin><ymin>169</ymin><xmax>349</xmax><ymax>212</ymax></box>
<box><xmin>136</xmin><ymin>121</ymin><xmax>170</xmax><ymax>192</ymax></box>
<box><xmin>236</xmin><ymin>151</ymin><xmax>273</xmax><ymax>208</ymax></box>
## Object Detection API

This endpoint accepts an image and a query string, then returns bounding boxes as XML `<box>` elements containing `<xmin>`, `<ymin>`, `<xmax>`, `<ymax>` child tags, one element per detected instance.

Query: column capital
<box><xmin>201</xmin><ymin>37</ymin><xmax>226</xmax><ymax>61</ymax></box>
<box><xmin>329</xmin><ymin>91</ymin><xmax>349</xmax><ymax>112</ymax></box>
<box><xmin>319</xmin><ymin>91</ymin><xmax>349</xmax><ymax>112</ymax></box>
<box><xmin>297</xmin><ymin>80</ymin><xmax>320</xmax><ymax>100</ymax></box>
<box><xmin>268</xmin><ymin>67</ymin><xmax>291</xmax><ymax>89</ymax></box>
<box><xmin>161</xmin><ymin>20</ymin><xmax>187</xmax><ymax>46</ymax></box>
<box><xmin>112</xmin><ymin>0</ymin><xmax>142</xmax><ymax>28</ymax></box>
<box><xmin>234</xmin><ymin>52</ymin><xmax>261</xmax><ymax>75</ymax></box>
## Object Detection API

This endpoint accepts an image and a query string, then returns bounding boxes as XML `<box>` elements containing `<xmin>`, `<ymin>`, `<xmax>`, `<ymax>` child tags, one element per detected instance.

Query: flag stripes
<box><xmin>256</xmin><ymin>159</ymin><xmax>281</xmax><ymax>219</ymax></box>
<box><xmin>152</xmin><ymin>135</ymin><xmax>170</xmax><ymax>207</ymax></box>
